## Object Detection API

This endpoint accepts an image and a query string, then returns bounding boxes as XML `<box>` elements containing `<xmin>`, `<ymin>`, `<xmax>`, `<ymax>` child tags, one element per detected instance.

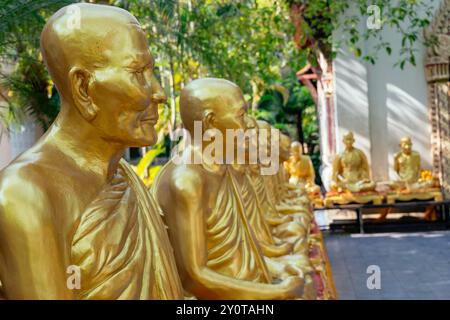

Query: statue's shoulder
<box><xmin>354</xmin><ymin>147</ymin><xmax>366</xmax><ymax>155</ymax></box>
<box><xmin>170</xmin><ymin>163</ymin><xmax>204</xmax><ymax>196</ymax></box>
<box><xmin>0</xmin><ymin>159</ymin><xmax>53</xmax><ymax>228</ymax></box>
<box><xmin>0</xmin><ymin>157</ymin><xmax>48</xmax><ymax>195</ymax></box>
<box><xmin>411</xmin><ymin>151</ymin><xmax>421</xmax><ymax>159</ymax></box>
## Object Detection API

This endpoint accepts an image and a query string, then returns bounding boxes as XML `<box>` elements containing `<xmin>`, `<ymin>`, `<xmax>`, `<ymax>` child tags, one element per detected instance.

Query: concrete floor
<box><xmin>324</xmin><ymin>231</ymin><xmax>450</xmax><ymax>300</ymax></box>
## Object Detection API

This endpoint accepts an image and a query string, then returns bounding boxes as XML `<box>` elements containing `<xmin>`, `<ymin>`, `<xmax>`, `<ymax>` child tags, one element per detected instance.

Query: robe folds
<box><xmin>71</xmin><ymin>159</ymin><xmax>183</xmax><ymax>299</ymax></box>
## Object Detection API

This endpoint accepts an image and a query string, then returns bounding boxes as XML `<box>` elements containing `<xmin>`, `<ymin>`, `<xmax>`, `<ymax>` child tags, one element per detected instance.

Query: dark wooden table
<box><xmin>315</xmin><ymin>200</ymin><xmax>450</xmax><ymax>233</ymax></box>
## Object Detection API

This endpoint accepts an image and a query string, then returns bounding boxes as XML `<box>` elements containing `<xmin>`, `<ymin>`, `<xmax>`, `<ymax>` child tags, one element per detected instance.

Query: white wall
<box><xmin>0</xmin><ymin>119</ymin><xmax>43</xmax><ymax>171</ymax></box>
<box><xmin>0</xmin><ymin>123</ymin><xmax>11</xmax><ymax>170</ymax></box>
<box><xmin>332</xmin><ymin>0</ymin><xmax>442</xmax><ymax>182</ymax></box>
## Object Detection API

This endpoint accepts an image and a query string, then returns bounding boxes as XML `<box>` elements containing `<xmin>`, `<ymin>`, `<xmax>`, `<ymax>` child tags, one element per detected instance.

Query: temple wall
<box><xmin>0</xmin><ymin>123</ymin><xmax>11</xmax><ymax>170</ymax></box>
<box><xmin>331</xmin><ymin>0</ymin><xmax>442</xmax><ymax>183</ymax></box>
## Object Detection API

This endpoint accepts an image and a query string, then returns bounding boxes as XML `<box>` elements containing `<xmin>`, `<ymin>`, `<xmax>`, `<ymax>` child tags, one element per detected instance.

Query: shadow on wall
<box><xmin>387</xmin><ymin>83</ymin><xmax>432</xmax><ymax>178</ymax></box>
<box><xmin>334</xmin><ymin>51</ymin><xmax>371</xmax><ymax>155</ymax></box>
<box><xmin>0</xmin><ymin>124</ymin><xmax>12</xmax><ymax>170</ymax></box>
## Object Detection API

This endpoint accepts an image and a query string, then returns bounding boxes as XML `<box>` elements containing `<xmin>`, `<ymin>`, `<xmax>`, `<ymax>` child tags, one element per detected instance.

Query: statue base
<box><xmin>308</xmin><ymin>220</ymin><xmax>337</xmax><ymax>300</ymax></box>
<box><xmin>307</xmin><ymin>192</ymin><xmax>324</xmax><ymax>208</ymax></box>
<box><xmin>386</xmin><ymin>188</ymin><xmax>443</xmax><ymax>204</ymax></box>
<box><xmin>324</xmin><ymin>191</ymin><xmax>384</xmax><ymax>207</ymax></box>
<box><xmin>312</xmin><ymin>197</ymin><xmax>324</xmax><ymax>208</ymax></box>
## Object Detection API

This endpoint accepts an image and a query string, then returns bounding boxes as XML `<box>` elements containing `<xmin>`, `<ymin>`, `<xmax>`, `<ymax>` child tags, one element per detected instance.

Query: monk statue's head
<box><xmin>400</xmin><ymin>136</ymin><xmax>413</xmax><ymax>154</ymax></box>
<box><xmin>291</xmin><ymin>141</ymin><xmax>303</xmax><ymax>156</ymax></box>
<box><xmin>256</xmin><ymin>119</ymin><xmax>271</xmax><ymax>150</ymax></box>
<box><xmin>343</xmin><ymin>131</ymin><xmax>355</xmax><ymax>150</ymax></box>
<box><xmin>254</xmin><ymin>120</ymin><xmax>280</xmax><ymax>174</ymax></box>
<box><xmin>243</xmin><ymin>115</ymin><xmax>258</xmax><ymax>158</ymax></box>
<box><xmin>279</xmin><ymin>132</ymin><xmax>291</xmax><ymax>162</ymax></box>
<box><xmin>245</xmin><ymin>115</ymin><xmax>258</xmax><ymax>132</ymax></box>
<box><xmin>180</xmin><ymin>78</ymin><xmax>247</xmax><ymax>136</ymax></box>
<box><xmin>41</xmin><ymin>3</ymin><xmax>166</xmax><ymax>147</ymax></box>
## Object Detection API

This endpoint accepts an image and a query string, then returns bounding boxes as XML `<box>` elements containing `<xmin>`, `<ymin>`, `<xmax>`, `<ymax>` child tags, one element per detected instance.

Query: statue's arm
<box><xmin>170</xmin><ymin>169</ymin><xmax>301</xmax><ymax>300</ymax></box>
<box><xmin>331</xmin><ymin>155</ymin><xmax>341</xmax><ymax>182</ymax></box>
<box><xmin>307</xmin><ymin>157</ymin><xmax>316</xmax><ymax>184</ymax></box>
<box><xmin>393</xmin><ymin>152</ymin><xmax>401</xmax><ymax>175</ymax></box>
<box><xmin>412</xmin><ymin>152</ymin><xmax>421</xmax><ymax>175</ymax></box>
<box><xmin>360</xmin><ymin>150</ymin><xmax>371</xmax><ymax>179</ymax></box>
<box><xmin>0</xmin><ymin>177</ymin><xmax>73</xmax><ymax>299</ymax></box>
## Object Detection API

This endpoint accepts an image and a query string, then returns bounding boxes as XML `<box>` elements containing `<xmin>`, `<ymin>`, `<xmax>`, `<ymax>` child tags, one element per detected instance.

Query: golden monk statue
<box><xmin>230</xmin><ymin>116</ymin><xmax>316</xmax><ymax>292</ymax></box>
<box><xmin>331</xmin><ymin>132</ymin><xmax>375</xmax><ymax>193</ymax></box>
<box><xmin>0</xmin><ymin>4</ymin><xmax>183</xmax><ymax>299</ymax></box>
<box><xmin>284</xmin><ymin>141</ymin><xmax>322</xmax><ymax>206</ymax></box>
<box><xmin>256</xmin><ymin>121</ymin><xmax>310</xmax><ymax>214</ymax></box>
<box><xmin>152</xmin><ymin>78</ymin><xmax>306</xmax><ymax>300</ymax></box>
<box><xmin>386</xmin><ymin>137</ymin><xmax>442</xmax><ymax>204</ymax></box>
<box><xmin>325</xmin><ymin>132</ymin><xmax>382</xmax><ymax>206</ymax></box>
<box><xmin>252</xmin><ymin>121</ymin><xmax>335</xmax><ymax>299</ymax></box>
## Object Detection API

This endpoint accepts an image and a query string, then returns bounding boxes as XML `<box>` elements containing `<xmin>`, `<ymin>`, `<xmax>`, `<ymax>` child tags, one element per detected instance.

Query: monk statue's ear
<box><xmin>69</xmin><ymin>66</ymin><xmax>98</xmax><ymax>121</ymax></box>
<box><xmin>203</xmin><ymin>110</ymin><xmax>215</xmax><ymax>131</ymax></box>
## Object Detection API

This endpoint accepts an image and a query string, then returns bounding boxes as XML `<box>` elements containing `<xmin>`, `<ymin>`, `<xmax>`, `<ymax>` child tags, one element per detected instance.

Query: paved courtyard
<box><xmin>324</xmin><ymin>231</ymin><xmax>450</xmax><ymax>300</ymax></box>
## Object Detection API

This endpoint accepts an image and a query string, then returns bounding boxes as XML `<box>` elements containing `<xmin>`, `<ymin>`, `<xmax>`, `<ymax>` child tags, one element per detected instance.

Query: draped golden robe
<box><xmin>70</xmin><ymin>159</ymin><xmax>183</xmax><ymax>299</ymax></box>
<box><xmin>206</xmin><ymin>166</ymin><xmax>272</xmax><ymax>284</ymax></box>
<box><xmin>248</xmin><ymin>168</ymin><xmax>311</xmax><ymax>256</ymax></box>
<box><xmin>241</xmin><ymin>170</ymin><xmax>276</xmax><ymax>247</ymax></box>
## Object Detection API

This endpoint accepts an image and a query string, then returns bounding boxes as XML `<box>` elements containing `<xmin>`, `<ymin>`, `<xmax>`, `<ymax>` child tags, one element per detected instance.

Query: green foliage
<box><xmin>251</xmin><ymin>68</ymin><xmax>322</xmax><ymax>185</ymax></box>
<box><xmin>135</xmin><ymin>143</ymin><xmax>165</xmax><ymax>179</ymax></box>
<box><xmin>0</xmin><ymin>0</ymin><xmax>74</xmax><ymax>130</ymax></box>
<box><xmin>288</xmin><ymin>0</ymin><xmax>435</xmax><ymax>69</ymax></box>
<box><xmin>0</xmin><ymin>0</ymin><xmax>437</xmax><ymax>181</ymax></box>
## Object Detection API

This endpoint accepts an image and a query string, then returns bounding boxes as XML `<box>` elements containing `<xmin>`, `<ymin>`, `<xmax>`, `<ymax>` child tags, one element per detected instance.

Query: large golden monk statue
<box><xmin>325</xmin><ymin>132</ymin><xmax>382</xmax><ymax>206</ymax></box>
<box><xmin>152</xmin><ymin>78</ymin><xmax>306</xmax><ymax>300</ymax></box>
<box><xmin>387</xmin><ymin>137</ymin><xmax>442</xmax><ymax>203</ymax></box>
<box><xmin>0</xmin><ymin>4</ymin><xmax>183</xmax><ymax>299</ymax></box>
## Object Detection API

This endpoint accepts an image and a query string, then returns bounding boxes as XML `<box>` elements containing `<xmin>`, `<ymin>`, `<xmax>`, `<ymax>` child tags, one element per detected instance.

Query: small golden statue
<box><xmin>325</xmin><ymin>132</ymin><xmax>383</xmax><ymax>206</ymax></box>
<box><xmin>387</xmin><ymin>137</ymin><xmax>442</xmax><ymax>204</ymax></box>
<box><xmin>0</xmin><ymin>3</ymin><xmax>183</xmax><ymax>299</ymax></box>
<box><xmin>284</xmin><ymin>141</ymin><xmax>322</xmax><ymax>207</ymax></box>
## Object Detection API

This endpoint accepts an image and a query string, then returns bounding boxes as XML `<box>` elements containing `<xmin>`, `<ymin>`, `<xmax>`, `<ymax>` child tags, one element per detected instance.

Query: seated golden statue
<box><xmin>387</xmin><ymin>137</ymin><xmax>442</xmax><ymax>204</ymax></box>
<box><xmin>284</xmin><ymin>141</ymin><xmax>322</xmax><ymax>206</ymax></box>
<box><xmin>325</xmin><ymin>132</ymin><xmax>382</xmax><ymax>206</ymax></box>
<box><xmin>152</xmin><ymin>78</ymin><xmax>306</xmax><ymax>300</ymax></box>
<box><xmin>256</xmin><ymin>121</ymin><xmax>311</xmax><ymax>214</ymax></box>
<box><xmin>279</xmin><ymin>134</ymin><xmax>336</xmax><ymax>299</ymax></box>
<box><xmin>253</xmin><ymin>122</ymin><xmax>312</xmax><ymax>253</ymax></box>
<box><xmin>0</xmin><ymin>4</ymin><xmax>183</xmax><ymax>299</ymax></box>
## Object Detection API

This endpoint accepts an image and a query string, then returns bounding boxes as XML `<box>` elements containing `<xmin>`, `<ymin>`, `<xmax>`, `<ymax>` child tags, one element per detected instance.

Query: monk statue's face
<box><xmin>243</xmin><ymin>114</ymin><xmax>258</xmax><ymax>159</ymax></box>
<box><xmin>210</xmin><ymin>88</ymin><xmax>247</xmax><ymax>134</ymax></box>
<box><xmin>256</xmin><ymin>120</ymin><xmax>272</xmax><ymax>153</ymax></box>
<box><xmin>400</xmin><ymin>138</ymin><xmax>412</xmax><ymax>155</ymax></box>
<box><xmin>41</xmin><ymin>4</ymin><xmax>166</xmax><ymax>148</ymax></box>
<box><xmin>84</xmin><ymin>26</ymin><xmax>165</xmax><ymax>147</ymax></box>
<box><xmin>343</xmin><ymin>133</ymin><xmax>355</xmax><ymax>150</ymax></box>
<box><xmin>291</xmin><ymin>142</ymin><xmax>303</xmax><ymax>157</ymax></box>
<box><xmin>280</xmin><ymin>134</ymin><xmax>291</xmax><ymax>161</ymax></box>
